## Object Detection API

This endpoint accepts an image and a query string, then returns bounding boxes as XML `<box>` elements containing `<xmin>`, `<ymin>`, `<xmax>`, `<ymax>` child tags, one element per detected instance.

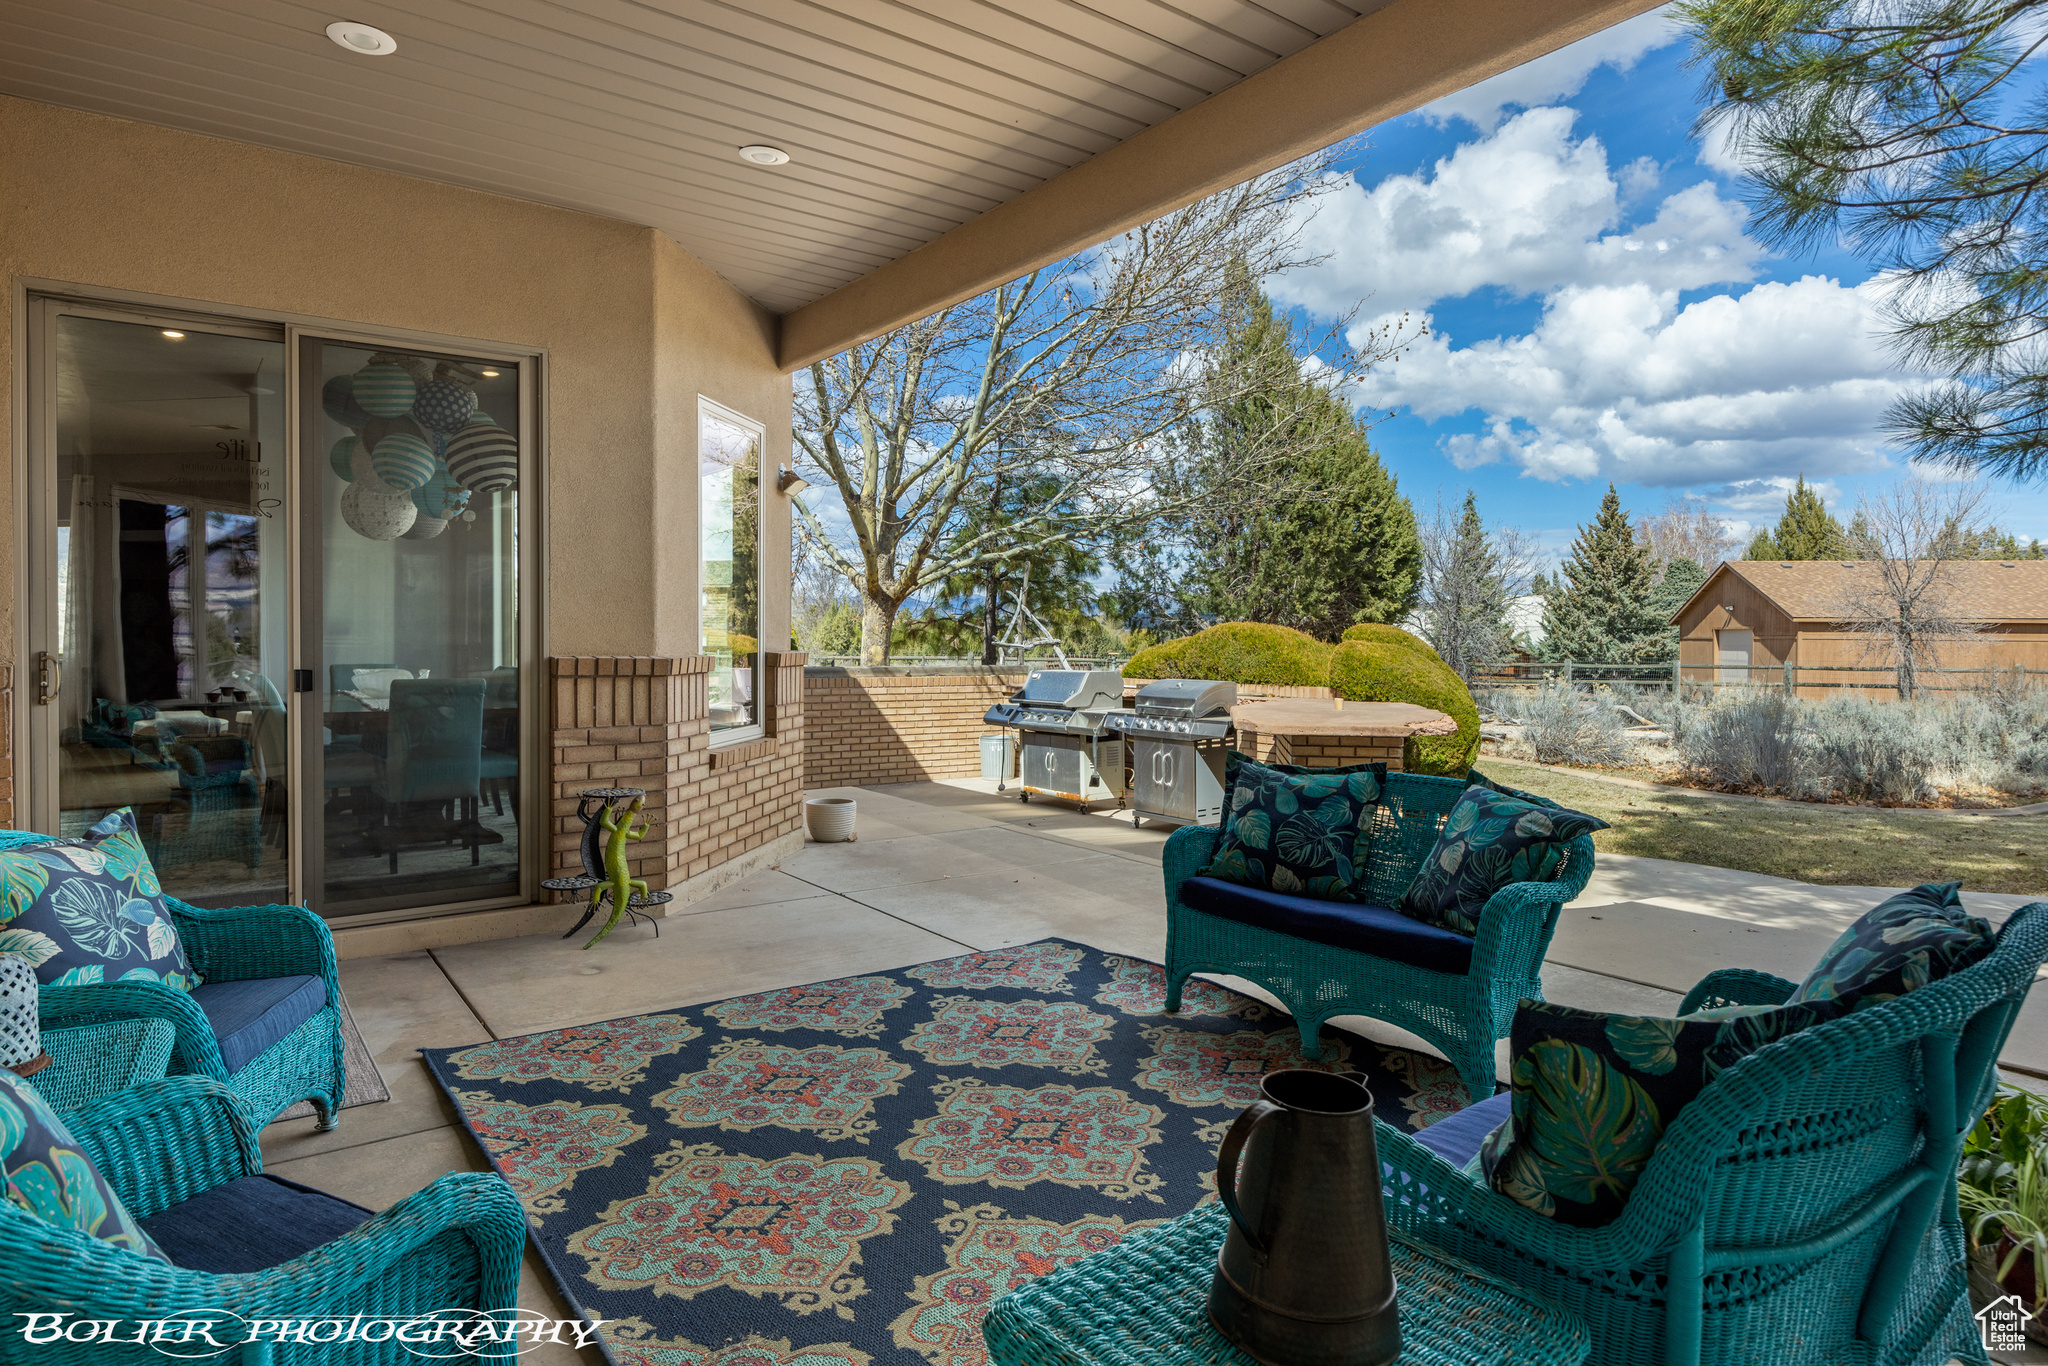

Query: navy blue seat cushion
<box><xmin>190</xmin><ymin>974</ymin><xmax>327</xmax><ymax>1075</ymax></box>
<box><xmin>140</xmin><ymin>1174</ymin><xmax>372</xmax><ymax>1273</ymax></box>
<box><xmin>1414</xmin><ymin>1092</ymin><xmax>1512</xmax><ymax>1169</ymax></box>
<box><xmin>1179</xmin><ymin>877</ymin><xmax>1475</xmax><ymax>975</ymax></box>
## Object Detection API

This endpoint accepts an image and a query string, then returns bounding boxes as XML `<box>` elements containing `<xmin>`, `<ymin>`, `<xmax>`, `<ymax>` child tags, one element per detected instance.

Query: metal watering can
<box><xmin>1208</xmin><ymin>1069</ymin><xmax>1402</xmax><ymax>1366</ymax></box>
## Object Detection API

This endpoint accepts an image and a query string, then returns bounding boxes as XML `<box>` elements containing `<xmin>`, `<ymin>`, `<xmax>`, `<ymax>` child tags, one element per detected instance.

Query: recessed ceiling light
<box><xmin>479</xmin><ymin>368</ymin><xmax>500</xmax><ymax>377</ymax></box>
<box><xmin>738</xmin><ymin>145</ymin><xmax>790</xmax><ymax>166</ymax></box>
<box><xmin>161</xmin><ymin>330</ymin><xmax>185</xmax><ymax>339</ymax></box>
<box><xmin>326</xmin><ymin>21</ymin><xmax>397</xmax><ymax>56</ymax></box>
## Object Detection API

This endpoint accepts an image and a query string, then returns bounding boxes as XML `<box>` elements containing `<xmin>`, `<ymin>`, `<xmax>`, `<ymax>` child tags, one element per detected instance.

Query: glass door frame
<box><xmin>18</xmin><ymin>290</ymin><xmax>546</xmax><ymax>926</ymax></box>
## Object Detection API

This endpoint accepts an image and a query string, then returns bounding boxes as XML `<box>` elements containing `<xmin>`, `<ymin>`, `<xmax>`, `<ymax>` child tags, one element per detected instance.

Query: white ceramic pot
<box><xmin>0</xmin><ymin>954</ymin><xmax>40</xmax><ymax>1067</ymax></box>
<box><xmin>804</xmin><ymin>797</ymin><xmax>857</xmax><ymax>843</ymax></box>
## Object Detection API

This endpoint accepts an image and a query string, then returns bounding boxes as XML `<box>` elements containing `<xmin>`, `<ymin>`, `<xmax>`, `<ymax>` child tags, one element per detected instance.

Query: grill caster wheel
<box><xmin>1132</xmin><ymin>811</ymin><xmax>1141</xmax><ymax>828</ymax></box>
<box><xmin>1018</xmin><ymin>792</ymin><xmax>1030</xmax><ymax>803</ymax></box>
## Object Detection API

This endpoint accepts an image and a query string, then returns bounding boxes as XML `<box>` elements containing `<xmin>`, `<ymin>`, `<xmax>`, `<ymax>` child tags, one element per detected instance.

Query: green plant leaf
<box><xmin>0</xmin><ymin>929</ymin><xmax>60</xmax><ymax>969</ymax></box>
<box><xmin>1517</xmin><ymin>1039</ymin><xmax>1663</xmax><ymax>1207</ymax></box>
<box><xmin>0</xmin><ymin>854</ymin><xmax>48</xmax><ymax>926</ymax></box>
<box><xmin>1604</xmin><ymin>1016</ymin><xmax>1682</xmax><ymax>1075</ymax></box>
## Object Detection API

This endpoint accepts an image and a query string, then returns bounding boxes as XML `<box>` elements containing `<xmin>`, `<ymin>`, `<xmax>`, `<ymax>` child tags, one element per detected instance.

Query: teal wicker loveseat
<box><xmin>1378</xmin><ymin>900</ymin><xmax>2048</xmax><ymax>1366</ymax></box>
<box><xmin>0</xmin><ymin>1075</ymin><xmax>525</xmax><ymax>1365</ymax></box>
<box><xmin>0</xmin><ymin>829</ymin><xmax>347</xmax><ymax>1130</ymax></box>
<box><xmin>1163</xmin><ymin>768</ymin><xmax>1595</xmax><ymax>1103</ymax></box>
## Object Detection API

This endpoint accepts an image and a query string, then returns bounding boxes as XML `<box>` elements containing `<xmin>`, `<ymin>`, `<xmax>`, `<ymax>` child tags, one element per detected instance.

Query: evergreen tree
<box><xmin>1416</xmin><ymin>492</ymin><xmax>1532</xmax><ymax>680</ymax></box>
<box><xmin>1744</xmin><ymin>528</ymin><xmax>1781</xmax><ymax>560</ymax></box>
<box><xmin>1112</xmin><ymin>283</ymin><xmax>1422</xmax><ymax>639</ymax></box>
<box><xmin>1653</xmin><ymin>556</ymin><xmax>1709</xmax><ymax>650</ymax></box>
<box><xmin>1541</xmin><ymin>485</ymin><xmax>1669</xmax><ymax>663</ymax></box>
<box><xmin>897</xmin><ymin>468</ymin><xmax>1101</xmax><ymax>662</ymax></box>
<box><xmin>1774</xmin><ymin>476</ymin><xmax>1850</xmax><ymax>559</ymax></box>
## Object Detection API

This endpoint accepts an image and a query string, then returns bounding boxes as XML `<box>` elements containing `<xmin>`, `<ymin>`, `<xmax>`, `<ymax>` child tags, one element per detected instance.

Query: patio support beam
<box><xmin>775</xmin><ymin>0</ymin><xmax>1663</xmax><ymax>372</ymax></box>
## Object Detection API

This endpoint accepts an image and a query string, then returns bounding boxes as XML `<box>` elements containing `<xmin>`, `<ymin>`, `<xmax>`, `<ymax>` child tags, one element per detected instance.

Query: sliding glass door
<box><xmin>298</xmin><ymin>336</ymin><xmax>525</xmax><ymax>916</ymax></box>
<box><xmin>32</xmin><ymin>307</ymin><xmax>291</xmax><ymax>907</ymax></box>
<box><xmin>24</xmin><ymin>297</ymin><xmax>534</xmax><ymax>921</ymax></box>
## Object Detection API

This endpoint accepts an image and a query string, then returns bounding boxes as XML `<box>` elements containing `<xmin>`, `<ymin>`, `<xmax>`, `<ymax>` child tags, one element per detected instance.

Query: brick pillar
<box><xmin>548</xmin><ymin>656</ymin><xmax>710</xmax><ymax>892</ymax></box>
<box><xmin>548</xmin><ymin>653</ymin><xmax>806</xmax><ymax>899</ymax></box>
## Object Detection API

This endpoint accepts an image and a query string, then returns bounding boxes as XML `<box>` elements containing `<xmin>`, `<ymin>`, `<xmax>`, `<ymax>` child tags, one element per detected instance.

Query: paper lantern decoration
<box><xmin>396</xmin><ymin>355</ymin><xmax>436</xmax><ymax>387</ymax></box>
<box><xmin>370</xmin><ymin>431</ymin><xmax>436</xmax><ymax>493</ymax></box>
<box><xmin>411</xmin><ymin>458</ymin><xmax>469</xmax><ymax>519</ymax></box>
<box><xmin>322</xmin><ymin>374</ymin><xmax>369</xmax><ymax>428</ymax></box>
<box><xmin>329</xmin><ymin>436</ymin><xmax>360</xmax><ymax>483</ymax></box>
<box><xmin>401</xmin><ymin>514</ymin><xmax>449</xmax><ymax>540</ymax></box>
<box><xmin>411</xmin><ymin>379</ymin><xmax>477</xmax><ymax>433</ymax></box>
<box><xmin>445</xmin><ymin>415</ymin><xmax>518</xmax><ymax>493</ymax></box>
<box><xmin>352</xmin><ymin>362</ymin><xmax>417</xmax><ymax>418</ymax></box>
<box><xmin>339</xmin><ymin>479</ymin><xmax>417</xmax><ymax>540</ymax></box>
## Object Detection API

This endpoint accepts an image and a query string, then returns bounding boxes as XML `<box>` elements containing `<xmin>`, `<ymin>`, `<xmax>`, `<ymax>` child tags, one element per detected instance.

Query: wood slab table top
<box><xmin>1228</xmin><ymin>697</ymin><xmax>1458</xmax><ymax>736</ymax></box>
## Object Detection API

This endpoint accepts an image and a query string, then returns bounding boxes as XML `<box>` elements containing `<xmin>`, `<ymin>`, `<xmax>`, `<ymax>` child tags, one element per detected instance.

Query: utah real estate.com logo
<box><xmin>1978</xmin><ymin>1294</ymin><xmax>2033</xmax><ymax>1354</ymax></box>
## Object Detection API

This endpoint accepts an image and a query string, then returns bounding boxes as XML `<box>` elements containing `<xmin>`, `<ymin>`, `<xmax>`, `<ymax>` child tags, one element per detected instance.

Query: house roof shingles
<box><xmin>1692</xmin><ymin>560</ymin><xmax>2048</xmax><ymax>624</ymax></box>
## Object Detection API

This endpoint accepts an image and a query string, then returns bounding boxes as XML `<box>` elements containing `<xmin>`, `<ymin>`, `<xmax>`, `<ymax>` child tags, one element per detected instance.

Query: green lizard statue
<box><xmin>583</xmin><ymin>793</ymin><xmax>650</xmax><ymax>948</ymax></box>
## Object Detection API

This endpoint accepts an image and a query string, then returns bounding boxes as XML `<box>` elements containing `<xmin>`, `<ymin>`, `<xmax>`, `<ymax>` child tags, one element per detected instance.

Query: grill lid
<box><xmin>1012</xmin><ymin>670</ymin><xmax>1124</xmax><ymax>710</ymax></box>
<box><xmin>1133</xmin><ymin>678</ymin><xmax>1237</xmax><ymax>718</ymax></box>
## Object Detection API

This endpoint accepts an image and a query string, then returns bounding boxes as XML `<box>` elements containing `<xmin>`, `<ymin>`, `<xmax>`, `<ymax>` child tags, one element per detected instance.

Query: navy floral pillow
<box><xmin>1200</xmin><ymin>753</ymin><xmax>1382</xmax><ymax>902</ymax></box>
<box><xmin>1791</xmin><ymin>882</ymin><xmax>1994</xmax><ymax>1009</ymax></box>
<box><xmin>0</xmin><ymin>1068</ymin><xmax>167</xmax><ymax>1260</ymax></box>
<box><xmin>0</xmin><ymin>809</ymin><xmax>198</xmax><ymax>991</ymax></box>
<box><xmin>1476</xmin><ymin>996</ymin><xmax>1843</xmax><ymax>1226</ymax></box>
<box><xmin>1396</xmin><ymin>785</ymin><xmax>1607</xmax><ymax>936</ymax></box>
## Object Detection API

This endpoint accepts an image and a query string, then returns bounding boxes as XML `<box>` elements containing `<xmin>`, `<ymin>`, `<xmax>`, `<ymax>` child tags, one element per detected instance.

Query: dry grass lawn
<box><xmin>1482</xmin><ymin>759</ymin><xmax>2048</xmax><ymax>895</ymax></box>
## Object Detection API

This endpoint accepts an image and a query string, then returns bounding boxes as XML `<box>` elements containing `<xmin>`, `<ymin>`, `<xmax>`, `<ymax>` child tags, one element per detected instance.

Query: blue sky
<box><xmin>1264</xmin><ymin>7</ymin><xmax>2048</xmax><ymax>561</ymax></box>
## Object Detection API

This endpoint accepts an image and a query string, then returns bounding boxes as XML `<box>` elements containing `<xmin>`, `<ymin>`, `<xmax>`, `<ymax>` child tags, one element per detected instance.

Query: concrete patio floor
<box><xmin>258</xmin><ymin>779</ymin><xmax>2048</xmax><ymax>1363</ymax></box>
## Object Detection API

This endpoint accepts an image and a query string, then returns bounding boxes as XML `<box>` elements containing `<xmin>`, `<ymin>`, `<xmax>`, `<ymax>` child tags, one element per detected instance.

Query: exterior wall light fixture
<box><xmin>777</xmin><ymin>466</ymin><xmax>809</xmax><ymax>495</ymax></box>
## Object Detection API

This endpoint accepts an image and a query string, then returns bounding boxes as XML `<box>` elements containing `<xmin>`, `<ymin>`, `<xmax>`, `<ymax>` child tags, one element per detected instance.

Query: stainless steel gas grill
<box><xmin>1102</xmin><ymin>679</ymin><xmax>1238</xmax><ymax>827</ymax></box>
<box><xmin>982</xmin><ymin>669</ymin><xmax>1127</xmax><ymax>808</ymax></box>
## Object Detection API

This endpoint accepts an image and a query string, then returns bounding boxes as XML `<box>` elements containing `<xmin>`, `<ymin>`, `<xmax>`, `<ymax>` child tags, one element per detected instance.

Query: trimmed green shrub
<box><xmin>1124</xmin><ymin>622</ymin><xmax>1333</xmax><ymax>686</ymax></box>
<box><xmin>1340</xmin><ymin>622</ymin><xmax>1444</xmax><ymax>666</ymax></box>
<box><xmin>1329</xmin><ymin>641</ymin><xmax>1480</xmax><ymax>776</ymax></box>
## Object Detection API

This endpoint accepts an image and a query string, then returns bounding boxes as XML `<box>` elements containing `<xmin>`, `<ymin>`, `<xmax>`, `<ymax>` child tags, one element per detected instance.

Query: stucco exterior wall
<box><xmin>0</xmin><ymin>96</ymin><xmax>797</xmax><ymax>913</ymax></box>
<box><xmin>0</xmin><ymin>94</ymin><xmax>791</xmax><ymax>661</ymax></box>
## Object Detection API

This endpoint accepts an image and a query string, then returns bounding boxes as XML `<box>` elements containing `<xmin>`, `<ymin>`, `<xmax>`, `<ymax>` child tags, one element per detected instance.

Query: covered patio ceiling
<box><xmin>0</xmin><ymin>0</ymin><xmax>1658</xmax><ymax>369</ymax></box>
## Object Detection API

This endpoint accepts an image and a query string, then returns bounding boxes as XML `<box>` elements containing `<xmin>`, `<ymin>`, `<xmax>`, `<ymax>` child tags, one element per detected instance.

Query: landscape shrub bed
<box><xmin>1483</xmin><ymin>681</ymin><xmax>2048</xmax><ymax>806</ymax></box>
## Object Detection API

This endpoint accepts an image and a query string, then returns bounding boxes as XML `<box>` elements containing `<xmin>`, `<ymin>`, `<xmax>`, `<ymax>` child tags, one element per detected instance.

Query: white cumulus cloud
<box><xmin>1350</xmin><ymin>275</ymin><xmax>1925</xmax><ymax>486</ymax></box>
<box><xmin>1273</xmin><ymin>108</ymin><xmax>1761</xmax><ymax>318</ymax></box>
<box><xmin>1421</xmin><ymin>6</ymin><xmax>1683</xmax><ymax>132</ymax></box>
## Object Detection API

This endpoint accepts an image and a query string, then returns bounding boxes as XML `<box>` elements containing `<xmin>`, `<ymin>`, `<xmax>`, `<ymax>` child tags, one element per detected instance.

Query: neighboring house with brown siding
<box><xmin>1670</xmin><ymin>560</ymin><xmax>2048</xmax><ymax>696</ymax></box>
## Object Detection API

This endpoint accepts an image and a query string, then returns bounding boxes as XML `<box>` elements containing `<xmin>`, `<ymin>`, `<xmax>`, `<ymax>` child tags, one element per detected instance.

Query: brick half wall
<box><xmin>550</xmin><ymin>653</ymin><xmax>806</xmax><ymax>894</ymax></box>
<box><xmin>801</xmin><ymin>668</ymin><xmax>1402</xmax><ymax>790</ymax></box>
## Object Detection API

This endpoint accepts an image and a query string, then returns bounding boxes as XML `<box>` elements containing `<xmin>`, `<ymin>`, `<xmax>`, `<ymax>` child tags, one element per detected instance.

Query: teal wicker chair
<box><xmin>0</xmin><ymin>829</ymin><xmax>346</xmax><ymax>1130</ymax></box>
<box><xmin>0</xmin><ymin>1075</ymin><xmax>524</xmax><ymax>1364</ymax></box>
<box><xmin>1163</xmin><ymin>768</ymin><xmax>1595</xmax><ymax>1104</ymax></box>
<box><xmin>1377</xmin><ymin>900</ymin><xmax>2048</xmax><ymax>1366</ymax></box>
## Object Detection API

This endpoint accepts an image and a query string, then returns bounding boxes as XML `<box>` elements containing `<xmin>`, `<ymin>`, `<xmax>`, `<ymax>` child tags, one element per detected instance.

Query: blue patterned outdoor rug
<box><xmin>422</xmin><ymin>938</ymin><xmax>1468</xmax><ymax>1366</ymax></box>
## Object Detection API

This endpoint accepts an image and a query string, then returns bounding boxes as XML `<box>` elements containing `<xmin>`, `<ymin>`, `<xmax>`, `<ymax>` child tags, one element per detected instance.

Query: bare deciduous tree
<box><xmin>1636</xmin><ymin>493</ymin><xmax>1742</xmax><ymax>569</ymax></box>
<box><xmin>792</xmin><ymin>151</ymin><xmax>1408</xmax><ymax>663</ymax></box>
<box><xmin>1835</xmin><ymin>478</ymin><xmax>1989</xmax><ymax>698</ymax></box>
<box><xmin>1415</xmin><ymin>492</ymin><xmax>1538</xmax><ymax>681</ymax></box>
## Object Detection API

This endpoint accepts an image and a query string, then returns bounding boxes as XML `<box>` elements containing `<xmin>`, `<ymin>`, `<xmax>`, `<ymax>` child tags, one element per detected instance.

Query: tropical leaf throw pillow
<box><xmin>1477</xmin><ymin>996</ymin><xmax>1843</xmax><ymax>1226</ymax></box>
<box><xmin>1199</xmin><ymin>752</ymin><xmax>1383</xmax><ymax>902</ymax></box>
<box><xmin>1791</xmin><ymin>882</ymin><xmax>1995</xmax><ymax>1009</ymax></box>
<box><xmin>0</xmin><ymin>1068</ymin><xmax>167</xmax><ymax>1261</ymax></box>
<box><xmin>0</xmin><ymin>809</ymin><xmax>198</xmax><ymax>992</ymax></box>
<box><xmin>1396</xmin><ymin>784</ymin><xmax>1607</xmax><ymax>936</ymax></box>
